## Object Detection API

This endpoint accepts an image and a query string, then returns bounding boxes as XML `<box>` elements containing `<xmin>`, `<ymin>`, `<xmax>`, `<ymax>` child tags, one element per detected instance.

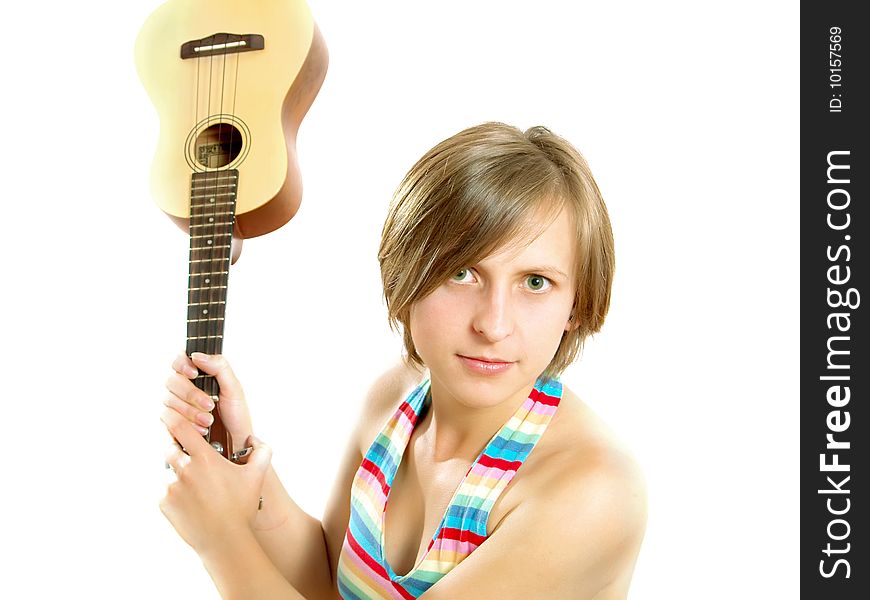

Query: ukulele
<box><xmin>136</xmin><ymin>0</ymin><xmax>327</xmax><ymax>459</ymax></box>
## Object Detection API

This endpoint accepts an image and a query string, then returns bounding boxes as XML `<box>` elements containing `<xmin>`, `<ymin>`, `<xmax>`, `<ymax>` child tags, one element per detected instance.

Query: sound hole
<box><xmin>195</xmin><ymin>124</ymin><xmax>243</xmax><ymax>168</ymax></box>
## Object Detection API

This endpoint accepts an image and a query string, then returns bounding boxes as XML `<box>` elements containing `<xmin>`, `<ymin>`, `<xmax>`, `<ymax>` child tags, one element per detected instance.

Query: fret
<box><xmin>189</xmin><ymin>258</ymin><xmax>232</xmax><ymax>264</ymax></box>
<box><xmin>188</xmin><ymin>286</ymin><xmax>228</xmax><ymax>291</ymax></box>
<box><xmin>190</xmin><ymin>190</ymin><xmax>236</xmax><ymax>196</ymax></box>
<box><xmin>191</xmin><ymin>179</ymin><xmax>237</xmax><ymax>185</ymax></box>
<box><xmin>190</xmin><ymin>189</ymin><xmax>235</xmax><ymax>196</ymax></box>
<box><xmin>191</xmin><ymin>181</ymin><xmax>237</xmax><ymax>187</ymax></box>
<box><xmin>190</xmin><ymin>203</ymin><xmax>235</xmax><ymax>209</ymax></box>
<box><xmin>190</xmin><ymin>244</ymin><xmax>232</xmax><ymax>250</ymax></box>
<box><xmin>191</xmin><ymin>192</ymin><xmax>236</xmax><ymax>199</ymax></box>
<box><xmin>191</xmin><ymin>174</ymin><xmax>237</xmax><ymax>181</ymax></box>
<box><xmin>191</xmin><ymin>232</ymin><xmax>233</xmax><ymax>239</ymax></box>
<box><xmin>187</xmin><ymin>317</ymin><xmax>226</xmax><ymax>323</ymax></box>
<box><xmin>191</xmin><ymin>181</ymin><xmax>235</xmax><ymax>185</ymax></box>
<box><xmin>191</xmin><ymin>173</ymin><xmax>237</xmax><ymax>180</ymax></box>
<box><xmin>188</xmin><ymin>220</ymin><xmax>233</xmax><ymax>227</ymax></box>
<box><xmin>189</xmin><ymin>202</ymin><xmax>234</xmax><ymax>210</ymax></box>
<box><xmin>190</xmin><ymin>223</ymin><xmax>230</xmax><ymax>229</ymax></box>
<box><xmin>187</xmin><ymin>335</ymin><xmax>224</xmax><ymax>340</ymax></box>
<box><xmin>189</xmin><ymin>271</ymin><xmax>229</xmax><ymax>276</ymax></box>
<box><xmin>189</xmin><ymin>211</ymin><xmax>234</xmax><ymax>218</ymax></box>
<box><xmin>188</xmin><ymin>300</ymin><xmax>227</xmax><ymax>306</ymax></box>
<box><xmin>190</xmin><ymin>189</ymin><xmax>234</xmax><ymax>194</ymax></box>
<box><xmin>187</xmin><ymin>306</ymin><xmax>226</xmax><ymax>319</ymax></box>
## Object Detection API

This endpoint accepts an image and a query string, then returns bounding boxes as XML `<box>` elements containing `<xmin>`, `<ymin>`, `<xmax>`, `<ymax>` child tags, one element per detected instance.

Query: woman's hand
<box><xmin>164</xmin><ymin>353</ymin><xmax>252</xmax><ymax>453</ymax></box>
<box><xmin>161</xmin><ymin>409</ymin><xmax>272</xmax><ymax>556</ymax></box>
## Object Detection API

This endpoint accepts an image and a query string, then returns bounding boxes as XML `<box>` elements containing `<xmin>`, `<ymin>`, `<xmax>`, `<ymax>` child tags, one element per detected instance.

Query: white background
<box><xmin>2</xmin><ymin>1</ymin><xmax>798</xmax><ymax>598</ymax></box>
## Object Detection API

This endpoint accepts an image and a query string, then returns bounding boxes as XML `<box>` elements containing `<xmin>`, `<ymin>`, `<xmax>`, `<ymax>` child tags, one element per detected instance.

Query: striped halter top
<box><xmin>336</xmin><ymin>376</ymin><xmax>562</xmax><ymax>599</ymax></box>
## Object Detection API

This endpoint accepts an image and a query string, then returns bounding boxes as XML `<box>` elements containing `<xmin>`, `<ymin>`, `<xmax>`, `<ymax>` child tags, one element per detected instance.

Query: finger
<box><xmin>161</xmin><ymin>408</ymin><xmax>212</xmax><ymax>457</ymax></box>
<box><xmin>172</xmin><ymin>353</ymin><xmax>199</xmax><ymax>379</ymax></box>
<box><xmin>164</xmin><ymin>373</ymin><xmax>215</xmax><ymax>419</ymax></box>
<box><xmin>190</xmin><ymin>354</ymin><xmax>244</xmax><ymax>400</ymax></box>
<box><xmin>163</xmin><ymin>394</ymin><xmax>210</xmax><ymax>436</ymax></box>
<box><xmin>165</xmin><ymin>372</ymin><xmax>215</xmax><ymax>412</ymax></box>
<box><xmin>230</xmin><ymin>445</ymin><xmax>253</xmax><ymax>464</ymax></box>
<box><xmin>246</xmin><ymin>435</ymin><xmax>272</xmax><ymax>475</ymax></box>
<box><xmin>164</xmin><ymin>442</ymin><xmax>191</xmax><ymax>472</ymax></box>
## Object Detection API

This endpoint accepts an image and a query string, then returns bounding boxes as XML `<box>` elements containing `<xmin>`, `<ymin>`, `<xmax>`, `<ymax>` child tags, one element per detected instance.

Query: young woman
<box><xmin>161</xmin><ymin>122</ymin><xmax>647</xmax><ymax>599</ymax></box>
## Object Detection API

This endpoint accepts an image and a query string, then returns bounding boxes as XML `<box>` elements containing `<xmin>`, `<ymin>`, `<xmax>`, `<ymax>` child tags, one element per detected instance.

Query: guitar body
<box><xmin>136</xmin><ymin>0</ymin><xmax>327</xmax><ymax>458</ymax></box>
<box><xmin>135</xmin><ymin>0</ymin><xmax>327</xmax><ymax>238</ymax></box>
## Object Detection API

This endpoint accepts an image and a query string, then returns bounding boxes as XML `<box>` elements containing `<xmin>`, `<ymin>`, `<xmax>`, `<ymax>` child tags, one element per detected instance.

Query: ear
<box><xmin>564</xmin><ymin>313</ymin><xmax>579</xmax><ymax>332</ymax></box>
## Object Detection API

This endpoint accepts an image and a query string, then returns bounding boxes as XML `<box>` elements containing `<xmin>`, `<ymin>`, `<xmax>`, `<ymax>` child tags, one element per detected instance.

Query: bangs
<box><xmin>399</xmin><ymin>152</ymin><xmax>566</xmax><ymax>307</ymax></box>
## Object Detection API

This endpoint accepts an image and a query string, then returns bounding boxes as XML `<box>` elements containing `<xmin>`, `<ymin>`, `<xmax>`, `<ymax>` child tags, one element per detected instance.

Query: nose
<box><xmin>471</xmin><ymin>285</ymin><xmax>514</xmax><ymax>342</ymax></box>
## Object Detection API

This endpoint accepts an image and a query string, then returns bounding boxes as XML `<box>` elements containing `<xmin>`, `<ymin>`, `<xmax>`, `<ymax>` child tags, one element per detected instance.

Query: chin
<box><xmin>434</xmin><ymin>357</ymin><xmax>538</xmax><ymax>408</ymax></box>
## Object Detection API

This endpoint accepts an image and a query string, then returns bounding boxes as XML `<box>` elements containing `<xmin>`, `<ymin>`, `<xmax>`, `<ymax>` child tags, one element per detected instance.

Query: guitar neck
<box><xmin>186</xmin><ymin>169</ymin><xmax>238</xmax><ymax>458</ymax></box>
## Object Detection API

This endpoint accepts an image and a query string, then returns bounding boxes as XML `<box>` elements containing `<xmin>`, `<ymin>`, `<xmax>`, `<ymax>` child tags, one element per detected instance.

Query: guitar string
<box><xmin>207</xmin><ymin>37</ymin><xmax>233</xmax><ymax>448</ymax></box>
<box><xmin>213</xmin><ymin>34</ymin><xmax>229</xmax><ymax>364</ymax></box>
<box><xmin>200</xmin><ymin>46</ymin><xmax>211</xmax><ymax>416</ymax></box>
<box><xmin>219</xmin><ymin>39</ymin><xmax>239</xmax><ymax>448</ymax></box>
<box><xmin>197</xmin><ymin>41</ymin><xmax>215</xmax><ymax>434</ymax></box>
<box><xmin>192</xmin><ymin>50</ymin><xmax>201</xmax><ymax>364</ymax></box>
<box><xmin>232</xmin><ymin>39</ymin><xmax>240</xmax><ymax>139</ymax></box>
<box><xmin>190</xmin><ymin>47</ymin><xmax>203</xmax><ymax>421</ymax></box>
<box><xmin>192</xmin><ymin>43</ymin><xmax>200</xmax><ymax>372</ymax></box>
<box><xmin>204</xmin><ymin>37</ymin><xmax>219</xmax><ymax>376</ymax></box>
<box><xmin>209</xmin><ymin>39</ymin><xmax>224</xmax><ymax>418</ymax></box>
<box><xmin>220</xmin><ymin>40</ymin><xmax>243</xmax><ymax>452</ymax></box>
<box><xmin>204</xmin><ymin>40</ymin><xmax>219</xmax><ymax>434</ymax></box>
<box><xmin>188</xmin><ymin>45</ymin><xmax>205</xmax><ymax>389</ymax></box>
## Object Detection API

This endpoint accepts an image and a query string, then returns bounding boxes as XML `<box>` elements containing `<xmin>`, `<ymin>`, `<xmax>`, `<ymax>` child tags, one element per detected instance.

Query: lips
<box><xmin>457</xmin><ymin>354</ymin><xmax>516</xmax><ymax>375</ymax></box>
<box><xmin>464</xmin><ymin>355</ymin><xmax>512</xmax><ymax>363</ymax></box>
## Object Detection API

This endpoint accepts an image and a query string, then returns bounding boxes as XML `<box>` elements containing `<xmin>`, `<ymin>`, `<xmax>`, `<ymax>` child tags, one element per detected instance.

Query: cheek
<box><xmin>522</xmin><ymin>305</ymin><xmax>568</xmax><ymax>346</ymax></box>
<box><xmin>516</xmin><ymin>294</ymin><xmax>574</xmax><ymax>353</ymax></box>
<box><xmin>519</xmin><ymin>287</ymin><xmax>573</xmax><ymax>326</ymax></box>
<box><xmin>409</xmin><ymin>289</ymin><xmax>466</xmax><ymax>353</ymax></box>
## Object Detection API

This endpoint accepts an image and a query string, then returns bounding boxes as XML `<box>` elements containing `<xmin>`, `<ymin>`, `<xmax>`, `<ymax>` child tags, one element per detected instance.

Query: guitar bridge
<box><xmin>181</xmin><ymin>33</ymin><xmax>265</xmax><ymax>59</ymax></box>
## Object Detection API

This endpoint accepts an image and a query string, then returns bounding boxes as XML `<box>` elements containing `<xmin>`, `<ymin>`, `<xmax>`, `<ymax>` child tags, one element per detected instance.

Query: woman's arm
<box><xmin>163</xmin><ymin>353</ymin><xmax>334</xmax><ymax>599</ymax></box>
<box><xmin>200</xmin><ymin>527</ymin><xmax>309</xmax><ymax>600</ymax></box>
<box><xmin>162</xmin><ymin>409</ymin><xmax>311</xmax><ymax>599</ymax></box>
<box><xmin>247</xmin><ymin>464</ymin><xmax>335</xmax><ymax>599</ymax></box>
<box><xmin>163</xmin><ymin>355</ymin><xmax>417</xmax><ymax>599</ymax></box>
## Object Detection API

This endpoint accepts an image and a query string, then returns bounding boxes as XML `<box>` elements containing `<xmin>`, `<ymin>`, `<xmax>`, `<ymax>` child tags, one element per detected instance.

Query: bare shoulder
<box><xmin>555</xmin><ymin>386</ymin><xmax>644</xmax><ymax>505</ymax></box>
<box><xmin>495</xmin><ymin>385</ymin><xmax>647</xmax><ymax>596</ymax></box>
<box><xmin>536</xmin><ymin>385</ymin><xmax>645</xmax><ymax>534</ymax></box>
<box><xmin>353</xmin><ymin>360</ymin><xmax>427</xmax><ymax>454</ymax></box>
<box><xmin>423</xmin><ymin>387</ymin><xmax>647</xmax><ymax>599</ymax></box>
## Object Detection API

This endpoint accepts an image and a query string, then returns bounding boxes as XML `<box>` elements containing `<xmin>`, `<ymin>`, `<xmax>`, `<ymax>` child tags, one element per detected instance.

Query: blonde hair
<box><xmin>378</xmin><ymin>122</ymin><xmax>614</xmax><ymax>377</ymax></box>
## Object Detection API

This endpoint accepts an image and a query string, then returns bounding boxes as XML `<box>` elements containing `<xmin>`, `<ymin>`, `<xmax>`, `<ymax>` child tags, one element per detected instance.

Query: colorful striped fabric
<box><xmin>336</xmin><ymin>376</ymin><xmax>562</xmax><ymax>599</ymax></box>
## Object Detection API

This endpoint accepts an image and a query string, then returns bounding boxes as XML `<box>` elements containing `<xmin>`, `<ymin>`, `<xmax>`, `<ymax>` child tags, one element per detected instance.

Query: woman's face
<box><xmin>409</xmin><ymin>205</ymin><xmax>577</xmax><ymax>409</ymax></box>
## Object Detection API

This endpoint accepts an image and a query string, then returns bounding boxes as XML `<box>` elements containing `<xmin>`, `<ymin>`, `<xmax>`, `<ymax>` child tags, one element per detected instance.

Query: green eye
<box><xmin>526</xmin><ymin>275</ymin><xmax>549</xmax><ymax>291</ymax></box>
<box><xmin>452</xmin><ymin>268</ymin><xmax>470</xmax><ymax>281</ymax></box>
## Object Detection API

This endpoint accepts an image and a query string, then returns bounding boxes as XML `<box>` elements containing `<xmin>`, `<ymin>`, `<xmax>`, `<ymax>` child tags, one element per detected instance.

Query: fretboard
<box><xmin>186</xmin><ymin>169</ymin><xmax>238</xmax><ymax>456</ymax></box>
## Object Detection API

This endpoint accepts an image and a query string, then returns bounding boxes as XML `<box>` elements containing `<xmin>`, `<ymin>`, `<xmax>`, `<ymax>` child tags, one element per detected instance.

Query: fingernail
<box><xmin>191</xmin><ymin>352</ymin><xmax>207</xmax><ymax>362</ymax></box>
<box><xmin>185</xmin><ymin>366</ymin><xmax>199</xmax><ymax>378</ymax></box>
<box><xmin>196</xmin><ymin>412</ymin><xmax>214</xmax><ymax>427</ymax></box>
